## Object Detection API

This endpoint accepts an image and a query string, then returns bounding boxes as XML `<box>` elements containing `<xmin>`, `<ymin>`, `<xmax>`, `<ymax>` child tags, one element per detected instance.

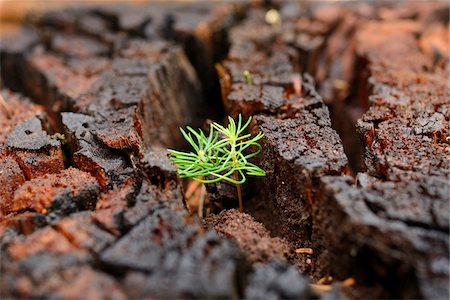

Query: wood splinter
<box><xmin>292</xmin><ymin>74</ymin><xmax>302</xmax><ymax>96</ymax></box>
<box><xmin>295</xmin><ymin>247</ymin><xmax>313</xmax><ymax>254</ymax></box>
<box><xmin>0</xmin><ymin>93</ymin><xmax>12</xmax><ymax>119</ymax></box>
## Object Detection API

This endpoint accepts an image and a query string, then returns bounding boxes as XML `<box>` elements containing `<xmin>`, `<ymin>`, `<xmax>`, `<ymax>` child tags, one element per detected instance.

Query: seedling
<box><xmin>243</xmin><ymin>70</ymin><xmax>253</xmax><ymax>85</ymax></box>
<box><xmin>52</xmin><ymin>133</ymin><xmax>67</xmax><ymax>145</ymax></box>
<box><xmin>168</xmin><ymin>114</ymin><xmax>266</xmax><ymax>213</ymax></box>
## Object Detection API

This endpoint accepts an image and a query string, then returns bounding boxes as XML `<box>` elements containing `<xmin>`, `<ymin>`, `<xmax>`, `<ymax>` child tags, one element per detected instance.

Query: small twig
<box><xmin>295</xmin><ymin>247</ymin><xmax>313</xmax><ymax>254</ymax></box>
<box><xmin>316</xmin><ymin>276</ymin><xmax>333</xmax><ymax>285</ymax></box>
<box><xmin>0</xmin><ymin>93</ymin><xmax>12</xmax><ymax>119</ymax></box>
<box><xmin>310</xmin><ymin>284</ymin><xmax>332</xmax><ymax>296</ymax></box>
<box><xmin>243</xmin><ymin>70</ymin><xmax>252</xmax><ymax>85</ymax></box>
<box><xmin>198</xmin><ymin>184</ymin><xmax>206</xmax><ymax>218</ymax></box>
<box><xmin>342</xmin><ymin>277</ymin><xmax>355</xmax><ymax>287</ymax></box>
<box><xmin>185</xmin><ymin>180</ymin><xmax>201</xmax><ymax>199</ymax></box>
<box><xmin>292</xmin><ymin>74</ymin><xmax>302</xmax><ymax>96</ymax></box>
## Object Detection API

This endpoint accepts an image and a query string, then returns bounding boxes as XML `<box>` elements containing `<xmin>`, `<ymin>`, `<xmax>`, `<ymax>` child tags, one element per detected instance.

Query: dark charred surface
<box><xmin>317</xmin><ymin>176</ymin><xmax>449</xmax><ymax>299</ymax></box>
<box><xmin>62</xmin><ymin>112</ymin><xmax>135</xmax><ymax>191</ymax></box>
<box><xmin>0</xmin><ymin>1</ymin><xmax>449</xmax><ymax>299</ymax></box>
<box><xmin>216</xmin><ymin>4</ymin><xmax>349</xmax><ymax>279</ymax></box>
<box><xmin>6</xmin><ymin>117</ymin><xmax>65</xmax><ymax>180</ymax></box>
<box><xmin>214</xmin><ymin>2</ymin><xmax>449</xmax><ymax>298</ymax></box>
<box><xmin>244</xmin><ymin>260</ymin><xmax>314</xmax><ymax>300</ymax></box>
<box><xmin>11</xmin><ymin>167</ymin><xmax>100</xmax><ymax>216</ymax></box>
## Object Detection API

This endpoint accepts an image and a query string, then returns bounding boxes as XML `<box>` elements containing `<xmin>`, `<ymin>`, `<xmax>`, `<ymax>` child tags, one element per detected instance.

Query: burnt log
<box><xmin>317</xmin><ymin>175</ymin><xmax>449</xmax><ymax>299</ymax></box>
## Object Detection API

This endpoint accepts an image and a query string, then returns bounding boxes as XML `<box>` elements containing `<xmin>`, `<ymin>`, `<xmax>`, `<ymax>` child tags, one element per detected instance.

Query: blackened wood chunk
<box><xmin>50</xmin><ymin>34</ymin><xmax>110</xmax><ymax>58</ymax></box>
<box><xmin>251</xmin><ymin>113</ymin><xmax>347</xmax><ymax>245</ymax></box>
<box><xmin>221</xmin><ymin>27</ymin><xmax>322</xmax><ymax>117</ymax></box>
<box><xmin>111</xmin><ymin>57</ymin><xmax>152</xmax><ymax>76</ymax></box>
<box><xmin>143</xmin><ymin>46</ymin><xmax>203</xmax><ymax>147</ymax></box>
<box><xmin>368</xmin><ymin>69</ymin><xmax>448</xmax><ymax>110</ymax></box>
<box><xmin>82</xmin><ymin>42</ymin><xmax>202</xmax><ymax>148</ymax></box>
<box><xmin>23</xmin><ymin>51</ymin><xmax>110</xmax><ymax>114</ymax></box>
<box><xmin>76</xmin><ymin>14</ymin><xmax>114</xmax><ymax>40</ymax></box>
<box><xmin>92</xmin><ymin>107</ymin><xmax>144</xmax><ymax>158</ymax></box>
<box><xmin>93</xmin><ymin>183</ymin><xmax>135</xmax><ymax>237</ymax></box>
<box><xmin>96</xmin><ymin>4</ymin><xmax>152</xmax><ymax>34</ymax></box>
<box><xmin>34</xmin><ymin>267</ymin><xmax>126</xmax><ymax>300</ymax></box>
<box><xmin>0</xmin><ymin>157</ymin><xmax>26</xmax><ymax>212</ymax></box>
<box><xmin>122</xmin><ymin>231</ymin><xmax>247</xmax><ymax>299</ymax></box>
<box><xmin>7</xmin><ymin>117</ymin><xmax>58</xmax><ymax>151</ymax></box>
<box><xmin>62</xmin><ymin>112</ymin><xmax>134</xmax><ymax>190</ymax></box>
<box><xmin>7</xmin><ymin>117</ymin><xmax>64</xmax><ymax>179</ymax></box>
<box><xmin>11</xmin><ymin>167</ymin><xmax>100</xmax><ymax>216</ymax></box>
<box><xmin>355</xmin><ymin>22</ymin><xmax>430</xmax><ymax>72</ymax></box>
<box><xmin>225</xmin><ymin>83</ymin><xmax>285</xmax><ymax>117</ymax></box>
<box><xmin>61</xmin><ymin>112</ymin><xmax>94</xmax><ymax>151</ymax></box>
<box><xmin>115</xmin><ymin>38</ymin><xmax>170</xmax><ymax>60</ymax></box>
<box><xmin>223</xmin><ymin>50</ymin><xmax>295</xmax><ymax>87</ymax></box>
<box><xmin>140</xmin><ymin>147</ymin><xmax>178</xmax><ymax>183</ymax></box>
<box><xmin>101</xmin><ymin>209</ymin><xmax>201</xmax><ymax>272</ymax></box>
<box><xmin>11</xmin><ymin>147</ymin><xmax>64</xmax><ymax>180</ymax></box>
<box><xmin>54</xmin><ymin>212</ymin><xmax>116</xmax><ymax>254</ymax></box>
<box><xmin>0</xmin><ymin>252</ymin><xmax>84</xmax><ymax>299</ymax></box>
<box><xmin>73</xmin><ymin>140</ymin><xmax>134</xmax><ymax>191</ymax></box>
<box><xmin>3</xmin><ymin>259</ymin><xmax>126</xmax><ymax>299</ymax></box>
<box><xmin>0</xmin><ymin>212</ymin><xmax>44</xmax><ymax>245</ymax></box>
<box><xmin>0</xmin><ymin>28</ymin><xmax>40</xmax><ymax>92</ymax></box>
<box><xmin>37</xmin><ymin>7</ymin><xmax>90</xmax><ymax>32</ymax></box>
<box><xmin>0</xmin><ymin>90</ymin><xmax>45</xmax><ymax>143</ymax></box>
<box><xmin>244</xmin><ymin>260</ymin><xmax>312</xmax><ymax>300</ymax></box>
<box><xmin>357</xmin><ymin>102</ymin><xmax>449</xmax><ymax>181</ymax></box>
<box><xmin>15</xmin><ymin>253</ymin><xmax>86</xmax><ymax>284</ymax></box>
<box><xmin>123</xmin><ymin>179</ymin><xmax>184</xmax><ymax>229</ymax></box>
<box><xmin>6</xmin><ymin>226</ymin><xmax>88</xmax><ymax>261</ymax></box>
<box><xmin>228</xmin><ymin>17</ymin><xmax>282</xmax><ymax>61</ymax></box>
<box><xmin>77</xmin><ymin>71</ymin><xmax>148</xmax><ymax>113</ymax></box>
<box><xmin>205</xmin><ymin>179</ymin><xmax>240</xmax><ymax>212</ymax></box>
<box><xmin>317</xmin><ymin>175</ymin><xmax>449</xmax><ymax>299</ymax></box>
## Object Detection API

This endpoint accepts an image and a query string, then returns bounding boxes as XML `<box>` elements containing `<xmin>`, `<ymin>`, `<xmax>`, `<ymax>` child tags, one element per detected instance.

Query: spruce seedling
<box><xmin>168</xmin><ymin>114</ymin><xmax>266</xmax><ymax>213</ymax></box>
<box><xmin>243</xmin><ymin>70</ymin><xmax>253</xmax><ymax>85</ymax></box>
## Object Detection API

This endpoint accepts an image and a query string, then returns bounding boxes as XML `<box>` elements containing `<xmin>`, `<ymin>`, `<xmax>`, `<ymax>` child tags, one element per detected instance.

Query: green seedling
<box><xmin>168</xmin><ymin>114</ymin><xmax>266</xmax><ymax>213</ymax></box>
<box><xmin>52</xmin><ymin>133</ymin><xmax>67</xmax><ymax>145</ymax></box>
<box><xmin>243</xmin><ymin>70</ymin><xmax>253</xmax><ymax>85</ymax></box>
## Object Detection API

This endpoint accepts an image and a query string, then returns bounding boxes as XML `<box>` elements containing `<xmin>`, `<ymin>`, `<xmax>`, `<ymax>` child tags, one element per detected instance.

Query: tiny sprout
<box><xmin>168</xmin><ymin>114</ymin><xmax>266</xmax><ymax>213</ymax></box>
<box><xmin>52</xmin><ymin>133</ymin><xmax>67</xmax><ymax>145</ymax></box>
<box><xmin>243</xmin><ymin>70</ymin><xmax>253</xmax><ymax>85</ymax></box>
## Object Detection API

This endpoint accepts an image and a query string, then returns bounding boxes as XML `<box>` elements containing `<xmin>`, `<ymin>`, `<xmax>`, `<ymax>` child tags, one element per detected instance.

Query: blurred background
<box><xmin>0</xmin><ymin>0</ymin><xmax>155</xmax><ymax>36</ymax></box>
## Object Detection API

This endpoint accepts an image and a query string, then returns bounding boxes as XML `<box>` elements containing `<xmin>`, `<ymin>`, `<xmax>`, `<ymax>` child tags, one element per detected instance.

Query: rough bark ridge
<box><xmin>0</xmin><ymin>1</ymin><xmax>449</xmax><ymax>299</ymax></box>
<box><xmin>216</xmin><ymin>2</ymin><xmax>449</xmax><ymax>299</ymax></box>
